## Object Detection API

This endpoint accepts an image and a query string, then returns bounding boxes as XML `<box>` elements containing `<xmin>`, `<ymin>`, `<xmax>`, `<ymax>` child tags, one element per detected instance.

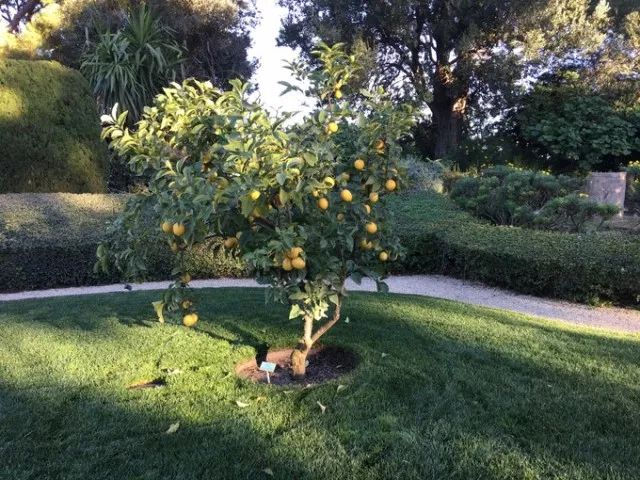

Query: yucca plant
<box><xmin>81</xmin><ymin>6</ymin><xmax>183</xmax><ymax>124</ymax></box>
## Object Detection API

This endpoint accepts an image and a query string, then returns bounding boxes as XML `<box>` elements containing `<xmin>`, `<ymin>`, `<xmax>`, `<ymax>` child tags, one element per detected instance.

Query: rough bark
<box><xmin>290</xmin><ymin>297</ymin><xmax>342</xmax><ymax>380</ymax></box>
<box><xmin>430</xmin><ymin>64</ymin><xmax>468</xmax><ymax>159</ymax></box>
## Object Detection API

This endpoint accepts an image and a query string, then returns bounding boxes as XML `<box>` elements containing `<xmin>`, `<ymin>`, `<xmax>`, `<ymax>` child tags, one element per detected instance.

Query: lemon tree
<box><xmin>99</xmin><ymin>43</ymin><xmax>416</xmax><ymax>379</ymax></box>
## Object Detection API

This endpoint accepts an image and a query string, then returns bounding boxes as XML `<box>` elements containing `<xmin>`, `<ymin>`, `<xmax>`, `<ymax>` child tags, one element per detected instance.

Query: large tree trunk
<box><xmin>431</xmin><ymin>97</ymin><xmax>466</xmax><ymax>159</ymax></box>
<box><xmin>290</xmin><ymin>297</ymin><xmax>342</xmax><ymax>380</ymax></box>
<box><xmin>429</xmin><ymin>63</ymin><xmax>468</xmax><ymax>159</ymax></box>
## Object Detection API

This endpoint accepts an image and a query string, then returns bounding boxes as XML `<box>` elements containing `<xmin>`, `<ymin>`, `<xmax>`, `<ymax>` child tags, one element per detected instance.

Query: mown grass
<box><xmin>1</xmin><ymin>288</ymin><xmax>640</xmax><ymax>479</ymax></box>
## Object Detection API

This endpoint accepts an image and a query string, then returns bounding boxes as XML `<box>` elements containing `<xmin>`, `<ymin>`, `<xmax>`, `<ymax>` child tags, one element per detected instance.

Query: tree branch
<box><xmin>311</xmin><ymin>296</ymin><xmax>342</xmax><ymax>344</ymax></box>
<box><xmin>8</xmin><ymin>0</ymin><xmax>41</xmax><ymax>32</ymax></box>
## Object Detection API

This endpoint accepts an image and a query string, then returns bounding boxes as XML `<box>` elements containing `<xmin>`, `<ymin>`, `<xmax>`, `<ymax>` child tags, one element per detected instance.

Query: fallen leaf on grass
<box><xmin>317</xmin><ymin>401</ymin><xmax>327</xmax><ymax>414</ymax></box>
<box><xmin>381</xmin><ymin>352</ymin><xmax>389</xmax><ymax>358</ymax></box>
<box><xmin>126</xmin><ymin>378</ymin><xmax>166</xmax><ymax>390</ymax></box>
<box><xmin>255</xmin><ymin>396</ymin><xmax>267</xmax><ymax>402</ymax></box>
<box><xmin>336</xmin><ymin>384</ymin><xmax>347</xmax><ymax>393</ymax></box>
<box><xmin>262</xmin><ymin>468</ymin><xmax>274</xmax><ymax>476</ymax></box>
<box><xmin>235</xmin><ymin>400</ymin><xmax>250</xmax><ymax>408</ymax></box>
<box><xmin>165</xmin><ymin>422</ymin><xmax>180</xmax><ymax>434</ymax></box>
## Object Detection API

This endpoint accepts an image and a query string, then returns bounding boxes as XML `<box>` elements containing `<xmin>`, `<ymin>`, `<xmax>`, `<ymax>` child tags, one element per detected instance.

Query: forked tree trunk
<box><xmin>290</xmin><ymin>297</ymin><xmax>342</xmax><ymax>380</ymax></box>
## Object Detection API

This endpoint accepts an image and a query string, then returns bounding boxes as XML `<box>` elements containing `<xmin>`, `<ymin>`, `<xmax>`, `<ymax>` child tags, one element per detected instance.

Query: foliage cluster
<box><xmin>450</xmin><ymin>166</ymin><xmax>618</xmax><ymax>232</ymax></box>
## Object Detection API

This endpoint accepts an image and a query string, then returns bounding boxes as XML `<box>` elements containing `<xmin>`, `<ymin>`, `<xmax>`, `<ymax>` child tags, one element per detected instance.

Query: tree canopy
<box><xmin>278</xmin><ymin>0</ymin><xmax>639</xmax><ymax>160</ymax></box>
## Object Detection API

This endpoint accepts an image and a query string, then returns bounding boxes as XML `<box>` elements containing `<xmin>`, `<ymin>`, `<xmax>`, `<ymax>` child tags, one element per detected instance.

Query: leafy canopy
<box><xmin>98</xmin><ymin>43</ymin><xmax>416</xmax><ymax>324</ymax></box>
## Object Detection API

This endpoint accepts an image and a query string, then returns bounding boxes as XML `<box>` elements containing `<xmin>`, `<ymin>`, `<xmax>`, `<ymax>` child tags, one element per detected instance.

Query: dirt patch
<box><xmin>235</xmin><ymin>345</ymin><xmax>357</xmax><ymax>385</ymax></box>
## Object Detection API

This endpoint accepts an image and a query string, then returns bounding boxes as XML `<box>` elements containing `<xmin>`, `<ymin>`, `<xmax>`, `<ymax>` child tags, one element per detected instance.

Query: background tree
<box><xmin>98</xmin><ymin>44</ymin><xmax>416</xmax><ymax>379</ymax></box>
<box><xmin>277</xmin><ymin>0</ymin><xmax>631</xmax><ymax>160</ymax></box>
<box><xmin>1</xmin><ymin>0</ymin><xmax>256</xmax><ymax>87</ymax></box>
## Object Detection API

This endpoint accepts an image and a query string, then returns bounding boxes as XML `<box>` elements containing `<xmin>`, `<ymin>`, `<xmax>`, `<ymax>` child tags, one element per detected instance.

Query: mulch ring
<box><xmin>235</xmin><ymin>345</ymin><xmax>357</xmax><ymax>386</ymax></box>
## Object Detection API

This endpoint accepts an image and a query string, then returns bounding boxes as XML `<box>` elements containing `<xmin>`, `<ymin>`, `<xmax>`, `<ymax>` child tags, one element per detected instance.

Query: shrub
<box><xmin>80</xmin><ymin>7</ymin><xmax>183</xmax><ymax>124</ymax></box>
<box><xmin>449</xmin><ymin>166</ymin><xmax>616</xmax><ymax>232</ymax></box>
<box><xmin>390</xmin><ymin>192</ymin><xmax>640</xmax><ymax>306</ymax></box>
<box><xmin>536</xmin><ymin>193</ymin><xmax>619</xmax><ymax>232</ymax></box>
<box><xmin>404</xmin><ymin>156</ymin><xmax>446</xmax><ymax>192</ymax></box>
<box><xmin>0</xmin><ymin>59</ymin><xmax>108</xmax><ymax>193</ymax></box>
<box><xmin>0</xmin><ymin>193</ymin><xmax>246</xmax><ymax>292</ymax></box>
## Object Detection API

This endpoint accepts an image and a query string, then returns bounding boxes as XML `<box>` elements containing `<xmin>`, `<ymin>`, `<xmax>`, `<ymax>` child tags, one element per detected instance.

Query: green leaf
<box><xmin>152</xmin><ymin>301</ymin><xmax>165</xmax><ymax>323</ymax></box>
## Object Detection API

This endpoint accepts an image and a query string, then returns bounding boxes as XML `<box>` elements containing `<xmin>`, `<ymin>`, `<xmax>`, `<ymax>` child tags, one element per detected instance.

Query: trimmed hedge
<box><xmin>1</xmin><ymin>192</ymin><xmax>639</xmax><ymax>306</ymax></box>
<box><xmin>0</xmin><ymin>194</ymin><xmax>246</xmax><ymax>292</ymax></box>
<box><xmin>0</xmin><ymin>59</ymin><xmax>108</xmax><ymax>193</ymax></box>
<box><xmin>390</xmin><ymin>193</ymin><xmax>640</xmax><ymax>306</ymax></box>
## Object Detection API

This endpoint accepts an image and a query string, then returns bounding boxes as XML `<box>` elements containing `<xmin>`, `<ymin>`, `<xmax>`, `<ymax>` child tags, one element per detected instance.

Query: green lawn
<box><xmin>1</xmin><ymin>289</ymin><xmax>640</xmax><ymax>479</ymax></box>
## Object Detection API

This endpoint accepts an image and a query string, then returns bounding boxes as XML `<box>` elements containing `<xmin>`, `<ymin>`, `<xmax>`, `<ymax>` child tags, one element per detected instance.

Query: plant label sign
<box><xmin>259</xmin><ymin>362</ymin><xmax>276</xmax><ymax>373</ymax></box>
<box><xmin>259</xmin><ymin>361</ymin><xmax>277</xmax><ymax>384</ymax></box>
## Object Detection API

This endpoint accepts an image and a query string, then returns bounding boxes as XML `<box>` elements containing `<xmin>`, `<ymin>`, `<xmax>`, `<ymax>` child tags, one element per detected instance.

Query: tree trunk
<box><xmin>291</xmin><ymin>314</ymin><xmax>313</xmax><ymax>380</ymax></box>
<box><xmin>289</xmin><ymin>297</ymin><xmax>342</xmax><ymax>380</ymax></box>
<box><xmin>430</xmin><ymin>63</ymin><xmax>468</xmax><ymax>159</ymax></box>
<box><xmin>290</xmin><ymin>344</ymin><xmax>311</xmax><ymax>380</ymax></box>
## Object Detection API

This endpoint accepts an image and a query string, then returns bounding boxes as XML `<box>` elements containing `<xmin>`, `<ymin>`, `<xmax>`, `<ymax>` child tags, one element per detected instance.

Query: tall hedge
<box><xmin>0</xmin><ymin>59</ymin><xmax>107</xmax><ymax>193</ymax></box>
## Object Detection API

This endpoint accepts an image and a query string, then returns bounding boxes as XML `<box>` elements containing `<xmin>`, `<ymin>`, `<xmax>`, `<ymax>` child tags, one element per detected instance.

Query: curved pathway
<box><xmin>1</xmin><ymin>275</ymin><xmax>639</xmax><ymax>334</ymax></box>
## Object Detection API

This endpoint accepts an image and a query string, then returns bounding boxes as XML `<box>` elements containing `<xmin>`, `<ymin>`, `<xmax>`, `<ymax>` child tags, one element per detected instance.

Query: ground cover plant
<box><xmin>1</xmin><ymin>288</ymin><xmax>640</xmax><ymax>479</ymax></box>
<box><xmin>98</xmin><ymin>43</ymin><xmax>416</xmax><ymax>378</ymax></box>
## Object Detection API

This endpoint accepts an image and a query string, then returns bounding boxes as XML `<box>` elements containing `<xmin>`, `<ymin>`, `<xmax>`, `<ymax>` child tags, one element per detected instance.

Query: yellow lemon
<box><xmin>183</xmin><ymin>313</ymin><xmax>199</xmax><ymax>327</ymax></box>
<box><xmin>287</xmin><ymin>247</ymin><xmax>304</xmax><ymax>259</ymax></box>
<box><xmin>385</xmin><ymin>179</ymin><xmax>397</xmax><ymax>192</ymax></box>
<box><xmin>360</xmin><ymin>239</ymin><xmax>374</xmax><ymax>250</ymax></box>
<box><xmin>379</xmin><ymin>251</ymin><xmax>389</xmax><ymax>262</ymax></box>
<box><xmin>340</xmin><ymin>189</ymin><xmax>353</xmax><ymax>202</ymax></box>
<box><xmin>161</xmin><ymin>221</ymin><xmax>172</xmax><ymax>233</ymax></box>
<box><xmin>172</xmin><ymin>223</ymin><xmax>186</xmax><ymax>236</ymax></box>
<box><xmin>354</xmin><ymin>159</ymin><xmax>365</xmax><ymax>170</ymax></box>
<box><xmin>327</xmin><ymin>122</ymin><xmax>339</xmax><ymax>133</ymax></box>
<box><xmin>291</xmin><ymin>257</ymin><xmax>306</xmax><ymax>270</ymax></box>
<box><xmin>282</xmin><ymin>257</ymin><xmax>293</xmax><ymax>271</ymax></box>
<box><xmin>223</xmin><ymin>237</ymin><xmax>238</xmax><ymax>249</ymax></box>
<box><xmin>365</xmin><ymin>222</ymin><xmax>378</xmax><ymax>234</ymax></box>
<box><xmin>369</xmin><ymin>192</ymin><xmax>379</xmax><ymax>203</ymax></box>
<box><xmin>180</xmin><ymin>273</ymin><xmax>191</xmax><ymax>284</ymax></box>
<box><xmin>364</xmin><ymin>204</ymin><xmax>371</xmax><ymax>215</ymax></box>
<box><xmin>334</xmin><ymin>89</ymin><xmax>343</xmax><ymax>99</ymax></box>
<box><xmin>249</xmin><ymin>190</ymin><xmax>261</xmax><ymax>201</ymax></box>
<box><xmin>318</xmin><ymin>197</ymin><xmax>329</xmax><ymax>210</ymax></box>
<box><xmin>170</xmin><ymin>242</ymin><xmax>179</xmax><ymax>253</ymax></box>
<box><xmin>323</xmin><ymin>176</ymin><xmax>336</xmax><ymax>188</ymax></box>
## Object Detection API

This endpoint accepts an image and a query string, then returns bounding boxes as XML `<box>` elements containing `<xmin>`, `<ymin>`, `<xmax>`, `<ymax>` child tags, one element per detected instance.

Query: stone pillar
<box><xmin>586</xmin><ymin>172</ymin><xmax>626</xmax><ymax>217</ymax></box>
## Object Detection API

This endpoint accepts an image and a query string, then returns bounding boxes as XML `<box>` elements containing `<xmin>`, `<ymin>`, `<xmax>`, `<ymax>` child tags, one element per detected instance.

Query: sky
<box><xmin>248</xmin><ymin>0</ymin><xmax>311</xmax><ymax>115</ymax></box>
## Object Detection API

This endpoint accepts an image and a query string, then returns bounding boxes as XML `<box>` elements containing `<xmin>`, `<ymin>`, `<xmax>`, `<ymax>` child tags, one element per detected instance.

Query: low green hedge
<box><xmin>389</xmin><ymin>193</ymin><xmax>640</xmax><ymax>306</ymax></box>
<box><xmin>2</xmin><ymin>192</ymin><xmax>639</xmax><ymax>306</ymax></box>
<box><xmin>0</xmin><ymin>59</ymin><xmax>108</xmax><ymax>193</ymax></box>
<box><xmin>0</xmin><ymin>194</ymin><xmax>246</xmax><ymax>292</ymax></box>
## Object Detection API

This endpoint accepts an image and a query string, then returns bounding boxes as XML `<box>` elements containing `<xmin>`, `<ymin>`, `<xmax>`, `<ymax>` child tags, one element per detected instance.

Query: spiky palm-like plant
<box><xmin>81</xmin><ymin>6</ymin><xmax>183</xmax><ymax>123</ymax></box>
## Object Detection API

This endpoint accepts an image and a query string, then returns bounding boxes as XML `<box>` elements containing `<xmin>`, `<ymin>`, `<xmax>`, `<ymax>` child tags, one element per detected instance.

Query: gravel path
<box><xmin>1</xmin><ymin>275</ymin><xmax>639</xmax><ymax>333</ymax></box>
